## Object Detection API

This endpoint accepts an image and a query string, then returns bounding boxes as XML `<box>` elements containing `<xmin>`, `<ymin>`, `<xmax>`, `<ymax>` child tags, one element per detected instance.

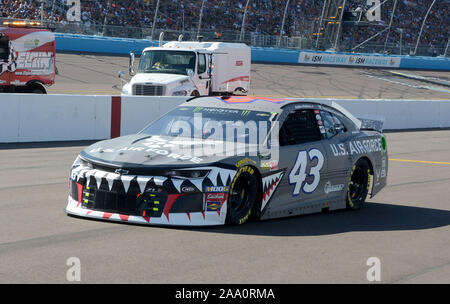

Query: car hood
<box><xmin>130</xmin><ymin>73</ymin><xmax>190</xmax><ymax>86</ymax></box>
<box><xmin>80</xmin><ymin>134</ymin><xmax>259</xmax><ymax>169</ymax></box>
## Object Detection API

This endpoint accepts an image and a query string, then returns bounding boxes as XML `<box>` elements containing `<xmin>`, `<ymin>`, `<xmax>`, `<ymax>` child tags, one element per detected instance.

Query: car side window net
<box><xmin>321</xmin><ymin>111</ymin><xmax>348</xmax><ymax>138</ymax></box>
<box><xmin>279</xmin><ymin>110</ymin><xmax>321</xmax><ymax>146</ymax></box>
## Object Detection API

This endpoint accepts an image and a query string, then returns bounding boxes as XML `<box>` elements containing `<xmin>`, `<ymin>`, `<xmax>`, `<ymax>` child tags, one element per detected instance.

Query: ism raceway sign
<box><xmin>298</xmin><ymin>52</ymin><xmax>401</xmax><ymax>68</ymax></box>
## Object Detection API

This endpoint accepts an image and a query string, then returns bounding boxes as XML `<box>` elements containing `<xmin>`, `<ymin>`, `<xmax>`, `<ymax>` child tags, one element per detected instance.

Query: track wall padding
<box><xmin>1</xmin><ymin>94</ymin><xmax>449</xmax><ymax>143</ymax></box>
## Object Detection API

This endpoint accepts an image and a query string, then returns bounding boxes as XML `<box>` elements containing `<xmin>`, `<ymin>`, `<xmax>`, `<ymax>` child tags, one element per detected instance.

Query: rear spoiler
<box><xmin>356</xmin><ymin>114</ymin><xmax>385</xmax><ymax>133</ymax></box>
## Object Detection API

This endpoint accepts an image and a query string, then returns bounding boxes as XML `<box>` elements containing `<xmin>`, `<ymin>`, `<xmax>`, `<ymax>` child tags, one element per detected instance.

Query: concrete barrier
<box><xmin>1</xmin><ymin>94</ymin><xmax>449</xmax><ymax>143</ymax></box>
<box><xmin>0</xmin><ymin>94</ymin><xmax>111</xmax><ymax>142</ymax></box>
<box><xmin>300</xmin><ymin>98</ymin><xmax>450</xmax><ymax>130</ymax></box>
<box><xmin>0</xmin><ymin>94</ymin><xmax>186</xmax><ymax>143</ymax></box>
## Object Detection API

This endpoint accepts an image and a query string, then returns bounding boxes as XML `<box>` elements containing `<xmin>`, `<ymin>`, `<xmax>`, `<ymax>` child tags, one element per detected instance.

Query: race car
<box><xmin>66</xmin><ymin>96</ymin><xmax>388</xmax><ymax>226</ymax></box>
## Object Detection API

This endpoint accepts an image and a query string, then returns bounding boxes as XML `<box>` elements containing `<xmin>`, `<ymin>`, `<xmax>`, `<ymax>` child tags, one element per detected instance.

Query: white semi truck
<box><xmin>119</xmin><ymin>37</ymin><xmax>251</xmax><ymax>97</ymax></box>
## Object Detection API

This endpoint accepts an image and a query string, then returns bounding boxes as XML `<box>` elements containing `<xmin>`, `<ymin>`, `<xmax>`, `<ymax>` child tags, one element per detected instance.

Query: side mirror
<box><xmin>129</xmin><ymin>52</ymin><xmax>135</xmax><ymax>76</ymax></box>
<box><xmin>118</xmin><ymin>71</ymin><xmax>125</xmax><ymax>79</ymax></box>
<box><xmin>210</xmin><ymin>54</ymin><xmax>215</xmax><ymax>76</ymax></box>
<box><xmin>186</xmin><ymin>69</ymin><xmax>194</xmax><ymax>77</ymax></box>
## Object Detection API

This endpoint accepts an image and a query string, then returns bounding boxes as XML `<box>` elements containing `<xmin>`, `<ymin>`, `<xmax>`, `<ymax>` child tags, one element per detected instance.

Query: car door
<box><xmin>270</xmin><ymin>107</ymin><xmax>329</xmax><ymax>213</ymax></box>
<box><xmin>192</xmin><ymin>52</ymin><xmax>210</xmax><ymax>95</ymax></box>
<box><xmin>318</xmin><ymin>109</ymin><xmax>354</xmax><ymax>202</ymax></box>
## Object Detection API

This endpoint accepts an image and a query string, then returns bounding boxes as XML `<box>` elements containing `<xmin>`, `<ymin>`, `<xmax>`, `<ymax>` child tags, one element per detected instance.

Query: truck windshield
<box><xmin>137</xmin><ymin>50</ymin><xmax>196</xmax><ymax>75</ymax></box>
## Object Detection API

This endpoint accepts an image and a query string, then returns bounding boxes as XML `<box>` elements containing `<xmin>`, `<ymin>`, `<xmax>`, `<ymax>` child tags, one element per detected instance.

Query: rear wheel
<box><xmin>22</xmin><ymin>84</ymin><xmax>46</xmax><ymax>94</ymax></box>
<box><xmin>346</xmin><ymin>159</ymin><xmax>371</xmax><ymax>210</ymax></box>
<box><xmin>226</xmin><ymin>166</ymin><xmax>258</xmax><ymax>225</ymax></box>
<box><xmin>191</xmin><ymin>90</ymin><xmax>200</xmax><ymax>97</ymax></box>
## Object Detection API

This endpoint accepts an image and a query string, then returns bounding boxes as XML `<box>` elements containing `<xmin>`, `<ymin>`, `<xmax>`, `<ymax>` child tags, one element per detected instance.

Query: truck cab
<box><xmin>120</xmin><ymin>40</ymin><xmax>251</xmax><ymax>97</ymax></box>
<box><xmin>0</xmin><ymin>21</ymin><xmax>56</xmax><ymax>94</ymax></box>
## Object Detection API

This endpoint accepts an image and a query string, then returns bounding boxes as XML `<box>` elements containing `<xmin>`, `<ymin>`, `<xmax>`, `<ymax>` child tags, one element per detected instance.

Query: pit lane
<box><xmin>0</xmin><ymin>130</ymin><xmax>449</xmax><ymax>283</ymax></box>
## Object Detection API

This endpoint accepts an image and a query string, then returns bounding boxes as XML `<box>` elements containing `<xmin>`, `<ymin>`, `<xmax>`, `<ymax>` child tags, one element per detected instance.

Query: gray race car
<box><xmin>66</xmin><ymin>96</ymin><xmax>388</xmax><ymax>226</ymax></box>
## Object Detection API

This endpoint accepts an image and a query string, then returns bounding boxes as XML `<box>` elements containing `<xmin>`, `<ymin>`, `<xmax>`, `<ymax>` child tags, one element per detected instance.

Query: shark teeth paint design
<box><xmin>84</xmin><ymin>169</ymin><xmax>97</xmax><ymax>187</ymax></box>
<box><xmin>171</xmin><ymin>178</ymin><xmax>184</xmax><ymax>193</ymax></box>
<box><xmin>121</xmin><ymin>175</ymin><xmax>136</xmax><ymax>193</ymax></box>
<box><xmin>76</xmin><ymin>168</ymin><xmax>90</xmax><ymax>182</ymax></box>
<box><xmin>153</xmin><ymin>177</ymin><xmax>167</xmax><ymax>186</ymax></box>
<box><xmin>137</xmin><ymin>176</ymin><xmax>152</xmax><ymax>193</ymax></box>
<box><xmin>70</xmin><ymin>166</ymin><xmax>236</xmax><ymax>195</ymax></box>
<box><xmin>206</xmin><ymin>168</ymin><xmax>234</xmax><ymax>187</ymax></box>
<box><xmin>190</xmin><ymin>179</ymin><xmax>204</xmax><ymax>193</ymax></box>
<box><xmin>261</xmin><ymin>171</ymin><xmax>284</xmax><ymax>211</ymax></box>
<box><xmin>94</xmin><ymin>171</ymin><xmax>107</xmax><ymax>189</ymax></box>
<box><xmin>106</xmin><ymin>173</ymin><xmax>120</xmax><ymax>190</ymax></box>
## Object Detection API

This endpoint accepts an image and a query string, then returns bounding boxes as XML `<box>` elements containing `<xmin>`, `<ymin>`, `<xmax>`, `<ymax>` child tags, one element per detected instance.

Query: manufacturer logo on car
<box><xmin>181</xmin><ymin>186</ymin><xmax>196</xmax><ymax>193</ymax></box>
<box><xmin>115</xmin><ymin>169</ymin><xmax>130</xmax><ymax>175</ymax></box>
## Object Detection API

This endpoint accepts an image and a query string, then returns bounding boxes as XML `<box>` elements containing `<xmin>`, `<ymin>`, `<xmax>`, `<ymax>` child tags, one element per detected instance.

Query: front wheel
<box><xmin>226</xmin><ymin>166</ymin><xmax>258</xmax><ymax>225</ymax></box>
<box><xmin>346</xmin><ymin>159</ymin><xmax>371</xmax><ymax>210</ymax></box>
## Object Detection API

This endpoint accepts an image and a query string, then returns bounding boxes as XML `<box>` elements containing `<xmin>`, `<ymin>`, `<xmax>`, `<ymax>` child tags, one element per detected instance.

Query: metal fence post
<box><xmin>383</xmin><ymin>0</ymin><xmax>398</xmax><ymax>53</ymax></box>
<box><xmin>278</xmin><ymin>0</ymin><xmax>290</xmax><ymax>48</ymax></box>
<box><xmin>240</xmin><ymin>0</ymin><xmax>251</xmax><ymax>41</ymax></box>
<box><xmin>197</xmin><ymin>0</ymin><xmax>207</xmax><ymax>38</ymax></box>
<box><xmin>414</xmin><ymin>0</ymin><xmax>436</xmax><ymax>56</ymax></box>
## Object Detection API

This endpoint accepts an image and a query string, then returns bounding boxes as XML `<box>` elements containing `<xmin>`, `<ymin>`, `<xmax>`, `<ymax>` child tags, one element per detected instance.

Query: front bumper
<box><xmin>66</xmin><ymin>165</ymin><xmax>235</xmax><ymax>226</ymax></box>
<box><xmin>66</xmin><ymin>196</ymin><xmax>227</xmax><ymax>226</ymax></box>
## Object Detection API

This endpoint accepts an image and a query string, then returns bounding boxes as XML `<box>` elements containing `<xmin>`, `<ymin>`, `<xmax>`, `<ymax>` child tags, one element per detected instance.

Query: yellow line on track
<box><xmin>389</xmin><ymin>158</ymin><xmax>450</xmax><ymax>165</ymax></box>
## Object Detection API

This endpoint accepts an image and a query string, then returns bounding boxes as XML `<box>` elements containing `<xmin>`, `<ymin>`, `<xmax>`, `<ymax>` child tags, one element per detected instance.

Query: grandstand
<box><xmin>0</xmin><ymin>0</ymin><xmax>448</xmax><ymax>56</ymax></box>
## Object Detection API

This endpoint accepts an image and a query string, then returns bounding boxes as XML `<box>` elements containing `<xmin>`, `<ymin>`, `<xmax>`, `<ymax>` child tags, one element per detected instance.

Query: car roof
<box><xmin>186</xmin><ymin>96</ymin><xmax>346</xmax><ymax>112</ymax></box>
<box><xmin>186</xmin><ymin>96</ymin><xmax>303</xmax><ymax>112</ymax></box>
<box><xmin>185</xmin><ymin>96</ymin><xmax>362</xmax><ymax>128</ymax></box>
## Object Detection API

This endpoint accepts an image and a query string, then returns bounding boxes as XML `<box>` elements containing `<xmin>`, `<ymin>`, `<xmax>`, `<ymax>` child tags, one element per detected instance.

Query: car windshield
<box><xmin>140</xmin><ymin>106</ymin><xmax>278</xmax><ymax>144</ymax></box>
<box><xmin>137</xmin><ymin>50</ymin><xmax>196</xmax><ymax>75</ymax></box>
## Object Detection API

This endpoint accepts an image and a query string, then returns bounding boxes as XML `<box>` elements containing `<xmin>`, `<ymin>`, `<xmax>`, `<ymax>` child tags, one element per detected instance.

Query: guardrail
<box><xmin>54</xmin><ymin>33</ymin><xmax>450</xmax><ymax>71</ymax></box>
<box><xmin>1</xmin><ymin>94</ymin><xmax>449</xmax><ymax>143</ymax></box>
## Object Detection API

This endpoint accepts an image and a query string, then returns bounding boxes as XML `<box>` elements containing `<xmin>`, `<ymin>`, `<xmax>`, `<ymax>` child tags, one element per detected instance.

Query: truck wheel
<box><xmin>233</xmin><ymin>87</ymin><xmax>247</xmax><ymax>96</ymax></box>
<box><xmin>191</xmin><ymin>90</ymin><xmax>200</xmax><ymax>97</ymax></box>
<box><xmin>30</xmin><ymin>88</ymin><xmax>46</xmax><ymax>94</ymax></box>
<box><xmin>24</xmin><ymin>84</ymin><xmax>46</xmax><ymax>94</ymax></box>
<box><xmin>346</xmin><ymin>159</ymin><xmax>371</xmax><ymax>210</ymax></box>
<box><xmin>226</xmin><ymin>166</ymin><xmax>258</xmax><ymax>225</ymax></box>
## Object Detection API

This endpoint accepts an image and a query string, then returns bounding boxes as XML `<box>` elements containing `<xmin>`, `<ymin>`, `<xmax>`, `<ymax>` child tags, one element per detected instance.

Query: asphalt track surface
<box><xmin>49</xmin><ymin>53</ymin><xmax>450</xmax><ymax>98</ymax></box>
<box><xmin>0</xmin><ymin>131</ymin><xmax>449</xmax><ymax>283</ymax></box>
<box><xmin>1</xmin><ymin>53</ymin><xmax>449</xmax><ymax>284</ymax></box>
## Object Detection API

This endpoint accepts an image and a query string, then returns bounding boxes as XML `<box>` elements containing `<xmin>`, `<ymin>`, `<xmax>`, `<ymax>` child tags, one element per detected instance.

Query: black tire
<box><xmin>226</xmin><ymin>166</ymin><xmax>258</xmax><ymax>225</ymax></box>
<box><xmin>30</xmin><ymin>88</ymin><xmax>45</xmax><ymax>94</ymax></box>
<box><xmin>346</xmin><ymin>158</ymin><xmax>371</xmax><ymax>210</ymax></box>
<box><xmin>22</xmin><ymin>84</ymin><xmax>46</xmax><ymax>94</ymax></box>
<box><xmin>191</xmin><ymin>90</ymin><xmax>200</xmax><ymax>97</ymax></box>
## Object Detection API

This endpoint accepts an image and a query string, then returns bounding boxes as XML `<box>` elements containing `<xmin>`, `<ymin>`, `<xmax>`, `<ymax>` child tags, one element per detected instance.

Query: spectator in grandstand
<box><xmin>0</xmin><ymin>0</ymin><xmax>447</xmax><ymax>54</ymax></box>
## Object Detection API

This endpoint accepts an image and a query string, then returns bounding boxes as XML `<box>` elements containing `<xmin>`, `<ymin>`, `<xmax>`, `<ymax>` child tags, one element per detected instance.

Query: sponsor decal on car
<box><xmin>205</xmin><ymin>193</ymin><xmax>227</xmax><ymax>212</ymax></box>
<box><xmin>330</xmin><ymin>138</ymin><xmax>382</xmax><ymax>157</ymax></box>
<box><xmin>205</xmin><ymin>186</ymin><xmax>229</xmax><ymax>193</ymax></box>
<box><xmin>324</xmin><ymin>182</ymin><xmax>345</xmax><ymax>194</ymax></box>
<box><xmin>261</xmin><ymin>160</ymin><xmax>278</xmax><ymax>171</ymax></box>
<box><xmin>235</xmin><ymin>158</ymin><xmax>257</xmax><ymax>168</ymax></box>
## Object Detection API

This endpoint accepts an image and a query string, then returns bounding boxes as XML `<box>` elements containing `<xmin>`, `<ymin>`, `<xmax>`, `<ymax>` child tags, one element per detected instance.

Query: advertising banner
<box><xmin>298</xmin><ymin>52</ymin><xmax>401</xmax><ymax>68</ymax></box>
